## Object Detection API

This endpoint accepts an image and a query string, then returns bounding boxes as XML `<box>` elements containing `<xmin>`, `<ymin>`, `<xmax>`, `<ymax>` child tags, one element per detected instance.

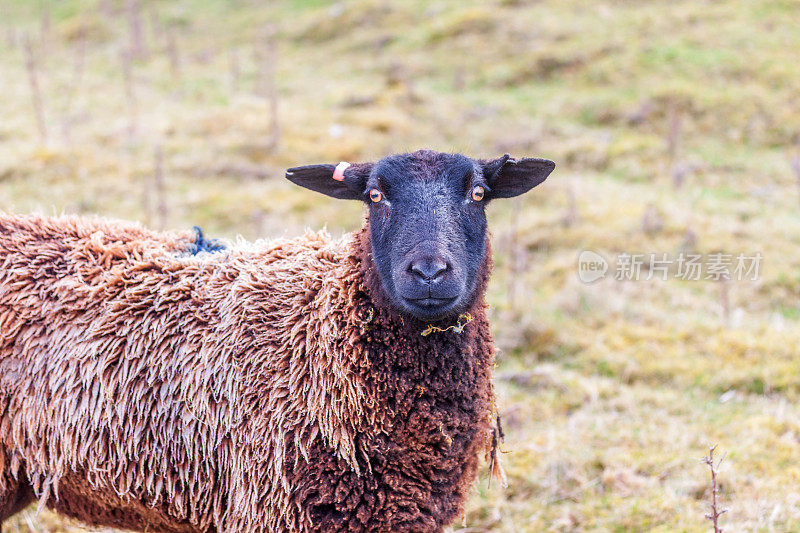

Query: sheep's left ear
<box><xmin>285</xmin><ymin>162</ymin><xmax>373</xmax><ymax>200</ymax></box>
<box><xmin>481</xmin><ymin>154</ymin><xmax>555</xmax><ymax>199</ymax></box>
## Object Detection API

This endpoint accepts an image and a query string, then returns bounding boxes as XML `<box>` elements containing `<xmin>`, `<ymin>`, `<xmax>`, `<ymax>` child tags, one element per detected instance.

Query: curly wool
<box><xmin>0</xmin><ymin>213</ymin><xmax>496</xmax><ymax>532</ymax></box>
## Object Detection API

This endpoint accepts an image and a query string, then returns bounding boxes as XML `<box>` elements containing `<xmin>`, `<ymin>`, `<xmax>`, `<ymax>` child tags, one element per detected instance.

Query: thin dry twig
<box><xmin>6</xmin><ymin>27</ymin><xmax>18</xmax><ymax>49</ymax></box>
<box><xmin>142</xmin><ymin>162</ymin><xmax>153</xmax><ymax>227</ymax></box>
<box><xmin>719</xmin><ymin>277</ymin><xmax>731</xmax><ymax>326</ymax></box>
<box><xmin>387</xmin><ymin>60</ymin><xmax>419</xmax><ymax>105</ymax></box>
<box><xmin>257</xmin><ymin>24</ymin><xmax>280</xmax><ymax>150</ymax></box>
<box><xmin>641</xmin><ymin>203</ymin><xmax>663</xmax><ymax>235</ymax></box>
<box><xmin>120</xmin><ymin>46</ymin><xmax>138</xmax><ymax>142</ymax></box>
<box><xmin>453</xmin><ymin>66</ymin><xmax>466</xmax><ymax>91</ymax></box>
<box><xmin>166</xmin><ymin>25</ymin><xmax>181</xmax><ymax>78</ymax></box>
<box><xmin>98</xmin><ymin>0</ymin><xmax>114</xmax><ymax>18</ymax></box>
<box><xmin>154</xmin><ymin>144</ymin><xmax>168</xmax><ymax>230</ymax></box>
<box><xmin>39</xmin><ymin>1</ymin><xmax>51</xmax><ymax>55</ymax></box>
<box><xmin>672</xmin><ymin>161</ymin><xmax>689</xmax><ymax>189</ymax></box>
<box><xmin>507</xmin><ymin>197</ymin><xmax>523</xmax><ymax>308</ymax></box>
<box><xmin>420</xmin><ymin>313</ymin><xmax>473</xmax><ymax>337</ymax></box>
<box><xmin>62</xmin><ymin>25</ymin><xmax>88</xmax><ymax>140</ymax></box>
<box><xmin>266</xmin><ymin>26</ymin><xmax>281</xmax><ymax>149</ymax></box>
<box><xmin>22</xmin><ymin>34</ymin><xmax>47</xmax><ymax>143</ymax></box>
<box><xmin>149</xmin><ymin>4</ymin><xmax>163</xmax><ymax>44</ymax></box>
<box><xmin>790</xmin><ymin>153</ymin><xmax>800</xmax><ymax>207</ymax></box>
<box><xmin>666</xmin><ymin>98</ymin><xmax>682</xmax><ymax>163</ymax></box>
<box><xmin>127</xmin><ymin>0</ymin><xmax>147</xmax><ymax>60</ymax></box>
<box><xmin>562</xmin><ymin>186</ymin><xmax>578</xmax><ymax>227</ymax></box>
<box><xmin>488</xmin><ymin>415</ymin><xmax>507</xmax><ymax>489</ymax></box>
<box><xmin>229</xmin><ymin>49</ymin><xmax>240</xmax><ymax>93</ymax></box>
<box><xmin>701</xmin><ymin>445</ymin><xmax>728</xmax><ymax>533</ymax></box>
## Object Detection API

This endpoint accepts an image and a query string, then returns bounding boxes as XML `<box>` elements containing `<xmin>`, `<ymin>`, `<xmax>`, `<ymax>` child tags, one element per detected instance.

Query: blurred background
<box><xmin>2</xmin><ymin>0</ymin><xmax>800</xmax><ymax>531</ymax></box>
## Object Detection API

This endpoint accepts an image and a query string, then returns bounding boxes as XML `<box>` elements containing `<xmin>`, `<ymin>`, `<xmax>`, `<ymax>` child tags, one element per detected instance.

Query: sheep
<box><xmin>0</xmin><ymin>149</ymin><xmax>554</xmax><ymax>532</ymax></box>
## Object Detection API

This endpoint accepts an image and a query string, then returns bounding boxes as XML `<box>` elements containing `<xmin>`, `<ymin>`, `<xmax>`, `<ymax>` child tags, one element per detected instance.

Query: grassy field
<box><xmin>2</xmin><ymin>0</ymin><xmax>800</xmax><ymax>531</ymax></box>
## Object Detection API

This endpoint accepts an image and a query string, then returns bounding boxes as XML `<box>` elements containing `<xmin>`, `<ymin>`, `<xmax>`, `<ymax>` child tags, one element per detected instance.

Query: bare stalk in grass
<box><xmin>387</xmin><ymin>60</ymin><xmax>418</xmax><ymax>105</ymax></box>
<box><xmin>195</xmin><ymin>41</ymin><xmax>215</xmax><ymax>65</ymax></box>
<box><xmin>252</xmin><ymin>209</ymin><xmax>265</xmax><ymax>238</ymax></box>
<box><xmin>641</xmin><ymin>203</ymin><xmax>663</xmax><ymax>235</ymax></box>
<box><xmin>98</xmin><ymin>0</ymin><xmax>114</xmax><ymax>18</ymax></box>
<box><xmin>257</xmin><ymin>24</ymin><xmax>280</xmax><ymax>150</ymax></box>
<box><xmin>453</xmin><ymin>67</ymin><xmax>465</xmax><ymax>91</ymax></box>
<box><xmin>507</xmin><ymin>198</ymin><xmax>522</xmax><ymax>309</ymax></box>
<box><xmin>22</xmin><ymin>34</ymin><xmax>47</xmax><ymax>143</ymax></box>
<box><xmin>267</xmin><ymin>26</ymin><xmax>281</xmax><ymax>149</ymax></box>
<box><xmin>681</xmin><ymin>227</ymin><xmax>697</xmax><ymax>253</ymax></box>
<box><xmin>701</xmin><ymin>445</ymin><xmax>727</xmax><ymax>533</ymax></box>
<box><xmin>167</xmin><ymin>25</ymin><xmax>181</xmax><ymax>79</ymax></box>
<box><xmin>666</xmin><ymin>99</ymin><xmax>682</xmax><ymax>164</ymax></box>
<box><xmin>62</xmin><ymin>26</ymin><xmax>87</xmax><ymax>141</ymax></box>
<box><xmin>6</xmin><ymin>27</ymin><xmax>17</xmax><ymax>49</ymax></box>
<box><xmin>229</xmin><ymin>49</ymin><xmax>240</xmax><ymax>93</ymax></box>
<box><xmin>120</xmin><ymin>47</ymin><xmax>138</xmax><ymax>143</ymax></box>
<box><xmin>39</xmin><ymin>1</ymin><xmax>50</xmax><ymax>56</ymax></box>
<box><xmin>149</xmin><ymin>4</ymin><xmax>163</xmax><ymax>45</ymax></box>
<box><xmin>562</xmin><ymin>185</ymin><xmax>578</xmax><ymax>227</ymax></box>
<box><xmin>790</xmin><ymin>153</ymin><xmax>800</xmax><ymax>207</ymax></box>
<box><xmin>744</xmin><ymin>113</ymin><xmax>761</xmax><ymax>146</ymax></box>
<box><xmin>719</xmin><ymin>276</ymin><xmax>731</xmax><ymax>326</ymax></box>
<box><xmin>154</xmin><ymin>145</ymin><xmax>168</xmax><ymax>230</ymax></box>
<box><xmin>488</xmin><ymin>415</ymin><xmax>506</xmax><ymax>489</ymax></box>
<box><xmin>127</xmin><ymin>0</ymin><xmax>147</xmax><ymax>60</ymax></box>
<box><xmin>142</xmin><ymin>161</ymin><xmax>153</xmax><ymax>228</ymax></box>
<box><xmin>672</xmin><ymin>161</ymin><xmax>688</xmax><ymax>189</ymax></box>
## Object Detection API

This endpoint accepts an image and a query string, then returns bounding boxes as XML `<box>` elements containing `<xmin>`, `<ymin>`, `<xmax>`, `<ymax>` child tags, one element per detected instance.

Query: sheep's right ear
<box><xmin>482</xmin><ymin>155</ymin><xmax>555</xmax><ymax>199</ymax></box>
<box><xmin>285</xmin><ymin>163</ymin><xmax>373</xmax><ymax>200</ymax></box>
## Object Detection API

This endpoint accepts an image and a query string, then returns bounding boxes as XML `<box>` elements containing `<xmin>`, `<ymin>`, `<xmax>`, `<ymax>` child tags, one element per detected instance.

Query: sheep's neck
<box><xmin>279</xmin><ymin>226</ymin><xmax>497</xmax><ymax>531</ymax></box>
<box><xmin>352</xmin><ymin>225</ymin><xmax>496</xmax><ymax>526</ymax></box>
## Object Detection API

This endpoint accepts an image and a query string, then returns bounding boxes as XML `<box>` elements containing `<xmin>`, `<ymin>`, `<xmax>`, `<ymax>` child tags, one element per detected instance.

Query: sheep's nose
<box><xmin>409</xmin><ymin>257</ymin><xmax>449</xmax><ymax>282</ymax></box>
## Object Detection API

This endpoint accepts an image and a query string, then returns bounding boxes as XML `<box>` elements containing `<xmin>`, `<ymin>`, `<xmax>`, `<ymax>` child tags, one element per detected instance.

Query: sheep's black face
<box><xmin>364</xmin><ymin>152</ymin><xmax>486</xmax><ymax>321</ymax></box>
<box><xmin>286</xmin><ymin>150</ymin><xmax>554</xmax><ymax>321</ymax></box>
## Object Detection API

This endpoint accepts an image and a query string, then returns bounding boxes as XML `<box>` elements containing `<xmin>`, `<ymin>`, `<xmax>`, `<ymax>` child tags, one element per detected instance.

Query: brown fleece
<box><xmin>0</xmin><ymin>213</ymin><xmax>496</xmax><ymax>532</ymax></box>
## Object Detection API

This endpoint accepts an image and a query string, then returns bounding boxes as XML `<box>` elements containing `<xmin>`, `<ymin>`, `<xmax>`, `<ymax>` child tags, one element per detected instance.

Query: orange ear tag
<box><xmin>332</xmin><ymin>161</ymin><xmax>350</xmax><ymax>181</ymax></box>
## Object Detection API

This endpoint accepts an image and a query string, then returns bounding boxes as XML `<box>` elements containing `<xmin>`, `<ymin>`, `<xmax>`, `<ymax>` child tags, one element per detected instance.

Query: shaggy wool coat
<box><xmin>0</xmin><ymin>214</ymin><xmax>497</xmax><ymax>532</ymax></box>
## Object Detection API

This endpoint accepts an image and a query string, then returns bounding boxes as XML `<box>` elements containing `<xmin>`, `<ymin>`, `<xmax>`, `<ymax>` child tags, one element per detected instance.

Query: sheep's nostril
<box><xmin>410</xmin><ymin>258</ymin><xmax>449</xmax><ymax>282</ymax></box>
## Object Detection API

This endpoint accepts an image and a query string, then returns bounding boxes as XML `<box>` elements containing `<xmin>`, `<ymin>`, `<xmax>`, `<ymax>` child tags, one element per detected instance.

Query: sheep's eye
<box><xmin>369</xmin><ymin>189</ymin><xmax>383</xmax><ymax>203</ymax></box>
<box><xmin>471</xmin><ymin>186</ymin><xmax>485</xmax><ymax>202</ymax></box>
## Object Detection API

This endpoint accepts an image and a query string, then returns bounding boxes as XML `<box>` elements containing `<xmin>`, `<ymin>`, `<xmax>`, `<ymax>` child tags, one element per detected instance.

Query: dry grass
<box><xmin>1</xmin><ymin>0</ymin><xmax>800</xmax><ymax>531</ymax></box>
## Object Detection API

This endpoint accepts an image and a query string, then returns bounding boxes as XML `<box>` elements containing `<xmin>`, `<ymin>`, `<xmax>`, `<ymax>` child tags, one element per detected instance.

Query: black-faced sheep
<box><xmin>0</xmin><ymin>149</ymin><xmax>554</xmax><ymax>532</ymax></box>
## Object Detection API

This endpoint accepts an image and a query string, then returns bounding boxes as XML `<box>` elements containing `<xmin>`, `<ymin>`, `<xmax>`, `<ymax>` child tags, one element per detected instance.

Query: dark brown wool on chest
<box><xmin>0</xmin><ymin>214</ymin><xmax>497</xmax><ymax>533</ymax></box>
<box><xmin>286</xmin><ymin>229</ymin><xmax>496</xmax><ymax>532</ymax></box>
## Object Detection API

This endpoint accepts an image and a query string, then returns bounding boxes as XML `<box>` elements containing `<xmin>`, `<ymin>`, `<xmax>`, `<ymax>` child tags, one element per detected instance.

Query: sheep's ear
<box><xmin>482</xmin><ymin>154</ymin><xmax>555</xmax><ymax>199</ymax></box>
<box><xmin>285</xmin><ymin>163</ymin><xmax>373</xmax><ymax>200</ymax></box>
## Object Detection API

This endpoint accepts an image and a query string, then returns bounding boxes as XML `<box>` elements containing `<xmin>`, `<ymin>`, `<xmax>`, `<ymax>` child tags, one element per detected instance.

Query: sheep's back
<box><xmin>0</xmin><ymin>213</ymin><xmax>357</xmax><ymax>531</ymax></box>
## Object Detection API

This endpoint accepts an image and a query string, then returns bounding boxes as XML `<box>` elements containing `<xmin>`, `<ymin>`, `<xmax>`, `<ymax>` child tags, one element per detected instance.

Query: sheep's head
<box><xmin>286</xmin><ymin>150</ymin><xmax>554</xmax><ymax>321</ymax></box>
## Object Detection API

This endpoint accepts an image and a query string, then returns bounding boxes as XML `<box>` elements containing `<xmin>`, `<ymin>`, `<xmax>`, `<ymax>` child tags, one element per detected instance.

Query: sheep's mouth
<box><xmin>404</xmin><ymin>296</ymin><xmax>457</xmax><ymax>307</ymax></box>
<box><xmin>401</xmin><ymin>296</ymin><xmax>459</xmax><ymax>320</ymax></box>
